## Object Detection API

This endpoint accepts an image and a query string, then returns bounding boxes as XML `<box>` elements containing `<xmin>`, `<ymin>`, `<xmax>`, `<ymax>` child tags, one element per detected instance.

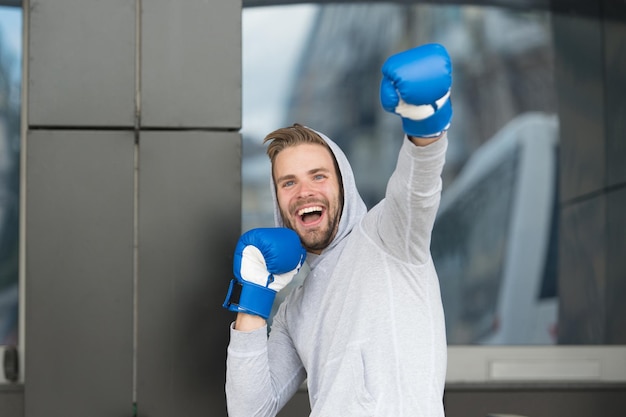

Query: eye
<box><xmin>281</xmin><ymin>180</ymin><xmax>295</xmax><ymax>188</ymax></box>
<box><xmin>314</xmin><ymin>174</ymin><xmax>326</xmax><ymax>181</ymax></box>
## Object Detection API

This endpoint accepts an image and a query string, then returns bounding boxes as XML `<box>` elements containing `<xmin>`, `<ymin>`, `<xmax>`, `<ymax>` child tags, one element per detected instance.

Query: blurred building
<box><xmin>283</xmin><ymin>3</ymin><xmax>555</xmax><ymax>208</ymax></box>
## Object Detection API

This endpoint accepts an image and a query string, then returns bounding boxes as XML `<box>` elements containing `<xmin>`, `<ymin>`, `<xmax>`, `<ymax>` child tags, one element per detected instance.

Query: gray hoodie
<box><xmin>226</xmin><ymin>131</ymin><xmax>448</xmax><ymax>417</ymax></box>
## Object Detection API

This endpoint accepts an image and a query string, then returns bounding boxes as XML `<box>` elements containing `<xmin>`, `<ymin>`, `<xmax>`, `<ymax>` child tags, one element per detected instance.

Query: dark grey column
<box><xmin>23</xmin><ymin>0</ymin><xmax>242</xmax><ymax>416</ymax></box>
<box><xmin>25</xmin><ymin>1</ymin><xmax>137</xmax><ymax>416</ymax></box>
<box><xmin>135</xmin><ymin>0</ymin><xmax>241</xmax><ymax>415</ymax></box>
<box><xmin>136</xmin><ymin>131</ymin><xmax>240</xmax><ymax>417</ymax></box>
<box><xmin>25</xmin><ymin>131</ymin><xmax>135</xmax><ymax>416</ymax></box>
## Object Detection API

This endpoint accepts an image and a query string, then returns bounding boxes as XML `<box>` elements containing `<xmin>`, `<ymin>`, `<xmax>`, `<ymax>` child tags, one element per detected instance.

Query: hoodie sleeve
<box><xmin>225</xmin><ymin>311</ymin><xmax>306</xmax><ymax>417</ymax></box>
<box><xmin>368</xmin><ymin>134</ymin><xmax>448</xmax><ymax>265</ymax></box>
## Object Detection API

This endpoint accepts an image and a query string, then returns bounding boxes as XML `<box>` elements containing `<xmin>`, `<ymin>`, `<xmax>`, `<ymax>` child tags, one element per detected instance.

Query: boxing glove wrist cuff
<box><xmin>402</xmin><ymin>97</ymin><xmax>453</xmax><ymax>137</ymax></box>
<box><xmin>222</xmin><ymin>279</ymin><xmax>276</xmax><ymax>319</ymax></box>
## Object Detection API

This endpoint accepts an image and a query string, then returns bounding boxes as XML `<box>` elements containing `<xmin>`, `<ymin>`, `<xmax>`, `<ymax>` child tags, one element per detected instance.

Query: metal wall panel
<box><xmin>136</xmin><ymin>131</ymin><xmax>240</xmax><ymax>417</ymax></box>
<box><xmin>141</xmin><ymin>0</ymin><xmax>242</xmax><ymax>128</ymax></box>
<box><xmin>28</xmin><ymin>0</ymin><xmax>135</xmax><ymax>127</ymax></box>
<box><xmin>0</xmin><ymin>386</ymin><xmax>23</xmax><ymax>417</ymax></box>
<box><xmin>25</xmin><ymin>131</ymin><xmax>135</xmax><ymax>417</ymax></box>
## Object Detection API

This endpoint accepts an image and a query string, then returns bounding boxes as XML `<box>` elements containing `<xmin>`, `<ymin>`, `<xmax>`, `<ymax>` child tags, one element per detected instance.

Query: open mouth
<box><xmin>297</xmin><ymin>206</ymin><xmax>324</xmax><ymax>225</ymax></box>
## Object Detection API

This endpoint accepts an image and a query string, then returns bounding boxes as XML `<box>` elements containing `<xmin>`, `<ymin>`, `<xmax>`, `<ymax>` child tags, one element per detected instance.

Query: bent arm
<box><xmin>235</xmin><ymin>312</ymin><xmax>266</xmax><ymax>331</ymax></box>
<box><xmin>226</xmin><ymin>311</ymin><xmax>306</xmax><ymax>417</ymax></box>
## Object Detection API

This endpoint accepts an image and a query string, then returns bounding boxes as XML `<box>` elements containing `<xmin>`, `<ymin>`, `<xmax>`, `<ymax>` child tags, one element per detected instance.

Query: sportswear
<box><xmin>226</xmin><ymin>129</ymin><xmax>448</xmax><ymax>417</ymax></box>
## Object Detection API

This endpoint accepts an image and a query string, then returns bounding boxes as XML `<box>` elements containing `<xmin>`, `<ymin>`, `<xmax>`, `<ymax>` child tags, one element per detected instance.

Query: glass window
<box><xmin>432</xmin><ymin>145</ymin><xmax>521</xmax><ymax>344</ymax></box>
<box><xmin>242</xmin><ymin>2</ymin><xmax>626</xmax><ymax>383</ymax></box>
<box><xmin>0</xmin><ymin>4</ymin><xmax>21</xmax><ymax>349</ymax></box>
<box><xmin>243</xmin><ymin>2</ymin><xmax>559</xmax><ymax>345</ymax></box>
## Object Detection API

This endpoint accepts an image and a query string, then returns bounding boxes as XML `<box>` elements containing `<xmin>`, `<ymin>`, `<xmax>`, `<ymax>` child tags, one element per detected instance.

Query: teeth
<box><xmin>298</xmin><ymin>206</ymin><xmax>323</xmax><ymax>216</ymax></box>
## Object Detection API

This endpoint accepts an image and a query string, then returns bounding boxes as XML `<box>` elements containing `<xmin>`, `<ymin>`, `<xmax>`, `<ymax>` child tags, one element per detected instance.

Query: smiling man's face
<box><xmin>273</xmin><ymin>143</ymin><xmax>343</xmax><ymax>254</ymax></box>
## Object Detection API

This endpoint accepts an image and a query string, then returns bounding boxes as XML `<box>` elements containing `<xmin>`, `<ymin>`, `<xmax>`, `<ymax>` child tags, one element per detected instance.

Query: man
<box><xmin>223</xmin><ymin>43</ymin><xmax>452</xmax><ymax>417</ymax></box>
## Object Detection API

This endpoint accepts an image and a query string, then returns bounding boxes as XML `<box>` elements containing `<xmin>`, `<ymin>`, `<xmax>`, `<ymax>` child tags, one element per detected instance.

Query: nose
<box><xmin>296</xmin><ymin>180</ymin><xmax>315</xmax><ymax>198</ymax></box>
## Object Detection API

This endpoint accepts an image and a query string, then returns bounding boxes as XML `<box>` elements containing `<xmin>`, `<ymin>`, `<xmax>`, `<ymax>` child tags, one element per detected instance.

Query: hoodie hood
<box><xmin>270</xmin><ymin>127</ymin><xmax>367</xmax><ymax>259</ymax></box>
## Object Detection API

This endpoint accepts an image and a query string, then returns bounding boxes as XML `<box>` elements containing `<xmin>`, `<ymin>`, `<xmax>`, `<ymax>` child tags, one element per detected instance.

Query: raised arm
<box><xmin>380</xmin><ymin>43</ymin><xmax>452</xmax><ymax>141</ymax></box>
<box><xmin>372</xmin><ymin>43</ymin><xmax>453</xmax><ymax>264</ymax></box>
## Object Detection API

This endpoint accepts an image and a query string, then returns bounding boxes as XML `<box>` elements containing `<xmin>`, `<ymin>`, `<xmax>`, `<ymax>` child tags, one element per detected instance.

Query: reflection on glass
<box><xmin>242</xmin><ymin>4</ymin><xmax>563</xmax><ymax>345</ymax></box>
<box><xmin>0</xmin><ymin>5</ymin><xmax>21</xmax><ymax>347</ymax></box>
<box><xmin>432</xmin><ymin>143</ymin><xmax>519</xmax><ymax>344</ymax></box>
<box><xmin>432</xmin><ymin>113</ymin><xmax>560</xmax><ymax>345</ymax></box>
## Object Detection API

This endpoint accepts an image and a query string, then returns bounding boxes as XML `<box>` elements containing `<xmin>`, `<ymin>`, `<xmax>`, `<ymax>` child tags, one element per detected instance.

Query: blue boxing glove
<box><xmin>380</xmin><ymin>43</ymin><xmax>453</xmax><ymax>137</ymax></box>
<box><xmin>223</xmin><ymin>227</ymin><xmax>306</xmax><ymax>319</ymax></box>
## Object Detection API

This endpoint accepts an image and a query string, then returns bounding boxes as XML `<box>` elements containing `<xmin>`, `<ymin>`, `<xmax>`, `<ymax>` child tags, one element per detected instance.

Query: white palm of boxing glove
<box><xmin>223</xmin><ymin>227</ymin><xmax>306</xmax><ymax>319</ymax></box>
<box><xmin>238</xmin><ymin>245</ymin><xmax>302</xmax><ymax>292</ymax></box>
